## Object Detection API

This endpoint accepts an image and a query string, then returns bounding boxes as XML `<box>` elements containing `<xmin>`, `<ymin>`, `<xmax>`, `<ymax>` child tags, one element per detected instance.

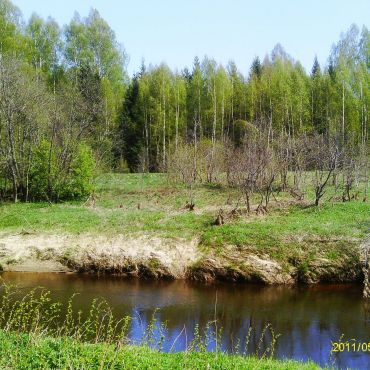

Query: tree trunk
<box><xmin>11</xmin><ymin>170</ymin><xmax>17</xmax><ymax>203</ymax></box>
<box><xmin>175</xmin><ymin>87</ymin><xmax>179</xmax><ymax>150</ymax></box>
<box><xmin>221</xmin><ymin>88</ymin><xmax>225</xmax><ymax>142</ymax></box>
<box><xmin>212</xmin><ymin>80</ymin><xmax>217</xmax><ymax>145</ymax></box>
<box><xmin>162</xmin><ymin>78</ymin><xmax>166</xmax><ymax>170</ymax></box>
<box><xmin>342</xmin><ymin>81</ymin><xmax>345</xmax><ymax>144</ymax></box>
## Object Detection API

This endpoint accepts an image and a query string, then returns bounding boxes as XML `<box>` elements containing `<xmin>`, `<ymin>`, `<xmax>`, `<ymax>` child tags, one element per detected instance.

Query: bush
<box><xmin>58</xmin><ymin>143</ymin><xmax>95</xmax><ymax>200</ymax></box>
<box><xmin>30</xmin><ymin>141</ymin><xmax>95</xmax><ymax>202</ymax></box>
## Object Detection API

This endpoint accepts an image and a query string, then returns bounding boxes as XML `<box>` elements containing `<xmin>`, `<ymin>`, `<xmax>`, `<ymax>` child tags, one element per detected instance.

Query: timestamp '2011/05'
<box><xmin>332</xmin><ymin>341</ymin><xmax>370</xmax><ymax>353</ymax></box>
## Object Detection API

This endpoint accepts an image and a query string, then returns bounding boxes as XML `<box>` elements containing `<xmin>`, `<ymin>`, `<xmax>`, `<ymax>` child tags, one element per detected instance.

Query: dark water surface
<box><xmin>0</xmin><ymin>272</ymin><xmax>369</xmax><ymax>369</ymax></box>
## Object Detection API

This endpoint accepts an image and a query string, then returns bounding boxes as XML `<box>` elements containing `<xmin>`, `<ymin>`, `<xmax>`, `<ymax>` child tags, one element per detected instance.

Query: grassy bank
<box><xmin>0</xmin><ymin>173</ymin><xmax>368</xmax><ymax>238</ymax></box>
<box><xmin>0</xmin><ymin>173</ymin><xmax>369</xmax><ymax>282</ymax></box>
<box><xmin>0</xmin><ymin>330</ymin><xmax>321</xmax><ymax>370</ymax></box>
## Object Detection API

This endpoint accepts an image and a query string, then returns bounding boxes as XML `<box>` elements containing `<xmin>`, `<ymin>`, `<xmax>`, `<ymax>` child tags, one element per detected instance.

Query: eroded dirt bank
<box><xmin>0</xmin><ymin>232</ymin><xmax>365</xmax><ymax>284</ymax></box>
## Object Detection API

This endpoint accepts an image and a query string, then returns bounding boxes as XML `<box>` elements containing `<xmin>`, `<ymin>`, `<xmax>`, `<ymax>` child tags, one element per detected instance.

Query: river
<box><xmin>0</xmin><ymin>272</ymin><xmax>369</xmax><ymax>369</ymax></box>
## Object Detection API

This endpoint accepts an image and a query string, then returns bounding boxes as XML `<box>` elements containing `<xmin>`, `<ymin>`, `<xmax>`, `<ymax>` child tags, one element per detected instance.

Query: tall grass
<box><xmin>0</xmin><ymin>283</ymin><xmax>131</xmax><ymax>345</ymax></box>
<box><xmin>0</xmin><ymin>282</ymin><xmax>324</xmax><ymax>369</ymax></box>
<box><xmin>0</xmin><ymin>282</ymin><xmax>281</xmax><ymax>355</ymax></box>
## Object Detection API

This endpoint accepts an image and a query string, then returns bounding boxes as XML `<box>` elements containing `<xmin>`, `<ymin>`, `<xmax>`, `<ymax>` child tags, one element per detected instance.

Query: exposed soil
<box><xmin>0</xmin><ymin>232</ymin><xmax>366</xmax><ymax>284</ymax></box>
<box><xmin>0</xmin><ymin>232</ymin><xmax>200</xmax><ymax>279</ymax></box>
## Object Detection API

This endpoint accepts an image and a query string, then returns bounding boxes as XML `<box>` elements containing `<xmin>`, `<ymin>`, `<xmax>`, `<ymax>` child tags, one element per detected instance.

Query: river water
<box><xmin>0</xmin><ymin>272</ymin><xmax>369</xmax><ymax>369</ymax></box>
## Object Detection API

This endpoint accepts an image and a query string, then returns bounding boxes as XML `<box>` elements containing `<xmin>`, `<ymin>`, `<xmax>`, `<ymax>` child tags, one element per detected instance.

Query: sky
<box><xmin>11</xmin><ymin>0</ymin><xmax>370</xmax><ymax>77</ymax></box>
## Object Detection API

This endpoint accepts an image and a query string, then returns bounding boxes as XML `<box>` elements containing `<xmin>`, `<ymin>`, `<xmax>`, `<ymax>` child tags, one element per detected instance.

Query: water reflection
<box><xmin>0</xmin><ymin>272</ymin><xmax>369</xmax><ymax>369</ymax></box>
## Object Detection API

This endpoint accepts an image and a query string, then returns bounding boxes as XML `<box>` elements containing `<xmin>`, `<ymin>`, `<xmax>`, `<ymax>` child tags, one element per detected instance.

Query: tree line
<box><xmin>0</xmin><ymin>0</ymin><xmax>369</xmax><ymax>202</ymax></box>
<box><xmin>120</xmin><ymin>28</ymin><xmax>369</xmax><ymax>172</ymax></box>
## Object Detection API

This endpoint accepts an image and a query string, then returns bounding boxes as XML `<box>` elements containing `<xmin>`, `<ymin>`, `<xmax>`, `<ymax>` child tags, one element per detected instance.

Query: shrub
<box><xmin>30</xmin><ymin>141</ymin><xmax>95</xmax><ymax>202</ymax></box>
<box><xmin>58</xmin><ymin>143</ymin><xmax>95</xmax><ymax>200</ymax></box>
<box><xmin>29</xmin><ymin>140</ymin><xmax>54</xmax><ymax>200</ymax></box>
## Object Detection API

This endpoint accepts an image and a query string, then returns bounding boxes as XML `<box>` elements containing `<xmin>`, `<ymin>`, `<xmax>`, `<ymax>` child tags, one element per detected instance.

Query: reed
<box><xmin>0</xmin><ymin>282</ymin><xmax>322</xmax><ymax>369</ymax></box>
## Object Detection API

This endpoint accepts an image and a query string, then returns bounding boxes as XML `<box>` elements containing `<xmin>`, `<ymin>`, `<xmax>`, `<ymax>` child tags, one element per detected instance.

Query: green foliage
<box><xmin>0</xmin><ymin>2</ymin><xmax>127</xmax><ymax>202</ymax></box>
<box><xmin>26</xmin><ymin>14</ymin><xmax>62</xmax><ymax>76</ymax></box>
<box><xmin>29</xmin><ymin>140</ymin><xmax>53</xmax><ymax>200</ymax></box>
<box><xmin>0</xmin><ymin>0</ymin><xmax>25</xmax><ymax>54</ymax></box>
<box><xmin>0</xmin><ymin>331</ymin><xmax>321</xmax><ymax>370</ymax></box>
<box><xmin>30</xmin><ymin>141</ymin><xmax>95</xmax><ymax>201</ymax></box>
<box><xmin>116</xmin><ymin>76</ymin><xmax>144</xmax><ymax>171</ymax></box>
<box><xmin>0</xmin><ymin>0</ymin><xmax>368</xmax><ymax>203</ymax></box>
<box><xmin>62</xmin><ymin>143</ymin><xmax>95</xmax><ymax>200</ymax></box>
<box><xmin>117</xmin><ymin>29</ymin><xmax>368</xmax><ymax>171</ymax></box>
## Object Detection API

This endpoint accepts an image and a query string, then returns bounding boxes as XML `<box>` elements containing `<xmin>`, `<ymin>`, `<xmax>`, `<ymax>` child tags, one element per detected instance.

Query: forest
<box><xmin>0</xmin><ymin>0</ymin><xmax>369</xmax><ymax>204</ymax></box>
<box><xmin>0</xmin><ymin>3</ymin><xmax>370</xmax><ymax>368</ymax></box>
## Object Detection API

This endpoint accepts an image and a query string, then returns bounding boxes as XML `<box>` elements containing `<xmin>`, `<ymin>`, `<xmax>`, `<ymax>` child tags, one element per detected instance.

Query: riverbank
<box><xmin>0</xmin><ymin>330</ymin><xmax>320</xmax><ymax>369</ymax></box>
<box><xmin>0</xmin><ymin>229</ymin><xmax>366</xmax><ymax>284</ymax></box>
<box><xmin>0</xmin><ymin>173</ymin><xmax>368</xmax><ymax>284</ymax></box>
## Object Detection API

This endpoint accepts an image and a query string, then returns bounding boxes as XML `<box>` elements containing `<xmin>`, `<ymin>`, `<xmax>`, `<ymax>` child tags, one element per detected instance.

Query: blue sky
<box><xmin>12</xmin><ymin>0</ymin><xmax>370</xmax><ymax>76</ymax></box>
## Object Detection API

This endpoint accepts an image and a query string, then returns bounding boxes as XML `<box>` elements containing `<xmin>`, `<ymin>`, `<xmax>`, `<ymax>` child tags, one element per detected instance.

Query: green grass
<box><xmin>0</xmin><ymin>330</ymin><xmax>321</xmax><ymax>370</ymax></box>
<box><xmin>200</xmin><ymin>202</ymin><xmax>368</xmax><ymax>276</ymax></box>
<box><xmin>201</xmin><ymin>202</ymin><xmax>369</xmax><ymax>256</ymax></box>
<box><xmin>0</xmin><ymin>173</ymin><xmax>368</xmax><ymax>252</ymax></box>
<box><xmin>0</xmin><ymin>173</ymin><xmax>225</xmax><ymax>238</ymax></box>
